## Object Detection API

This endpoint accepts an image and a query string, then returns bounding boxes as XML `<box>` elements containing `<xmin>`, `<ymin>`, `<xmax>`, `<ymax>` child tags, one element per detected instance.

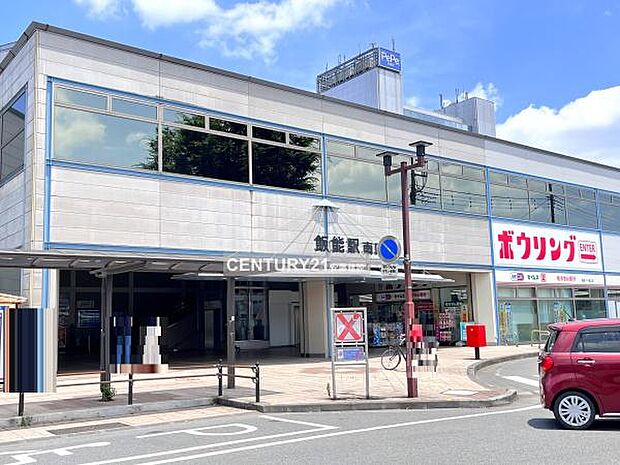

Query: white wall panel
<box><xmin>602</xmin><ymin>233</ymin><xmax>620</xmax><ymax>273</ymax></box>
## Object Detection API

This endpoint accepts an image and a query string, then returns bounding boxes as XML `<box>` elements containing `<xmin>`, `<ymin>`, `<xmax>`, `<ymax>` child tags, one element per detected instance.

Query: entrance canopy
<box><xmin>0</xmin><ymin>249</ymin><xmax>224</xmax><ymax>275</ymax></box>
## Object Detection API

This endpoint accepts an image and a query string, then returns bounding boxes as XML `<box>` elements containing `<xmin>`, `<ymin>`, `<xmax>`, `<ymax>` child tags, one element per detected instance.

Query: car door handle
<box><xmin>577</xmin><ymin>359</ymin><xmax>596</xmax><ymax>365</ymax></box>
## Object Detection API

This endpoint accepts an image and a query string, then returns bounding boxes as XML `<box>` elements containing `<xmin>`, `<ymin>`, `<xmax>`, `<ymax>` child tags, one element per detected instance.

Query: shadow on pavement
<box><xmin>528</xmin><ymin>417</ymin><xmax>620</xmax><ymax>431</ymax></box>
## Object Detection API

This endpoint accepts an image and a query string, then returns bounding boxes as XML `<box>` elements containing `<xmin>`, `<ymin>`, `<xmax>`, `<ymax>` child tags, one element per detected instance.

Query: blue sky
<box><xmin>2</xmin><ymin>0</ymin><xmax>620</xmax><ymax>165</ymax></box>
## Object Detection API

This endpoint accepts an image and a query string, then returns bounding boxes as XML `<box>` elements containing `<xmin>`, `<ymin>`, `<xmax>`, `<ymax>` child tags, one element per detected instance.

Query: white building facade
<box><xmin>1</xmin><ymin>24</ymin><xmax>620</xmax><ymax>368</ymax></box>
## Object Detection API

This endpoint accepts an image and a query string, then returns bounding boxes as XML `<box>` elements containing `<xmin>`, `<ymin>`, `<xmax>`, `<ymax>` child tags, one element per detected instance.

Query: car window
<box><xmin>544</xmin><ymin>329</ymin><xmax>558</xmax><ymax>352</ymax></box>
<box><xmin>574</xmin><ymin>330</ymin><xmax>620</xmax><ymax>353</ymax></box>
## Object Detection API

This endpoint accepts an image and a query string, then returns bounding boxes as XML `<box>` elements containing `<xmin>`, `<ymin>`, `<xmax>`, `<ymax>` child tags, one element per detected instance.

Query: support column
<box><xmin>100</xmin><ymin>274</ymin><xmax>113</xmax><ymax>384</ymax></box>
<box><xmin>471</xmin><ymin>272</ymin><xmax>497</xmax><ymax>344</ymax></box>
<box><xmin>301</xmin><ymin>280</ymin><xmax>328</xmax><ymax>357</ymax></box>
<box><xmin>226</xmin><ymin>278</ymin><xmax>236</xmax><ymax>388</ymax></box>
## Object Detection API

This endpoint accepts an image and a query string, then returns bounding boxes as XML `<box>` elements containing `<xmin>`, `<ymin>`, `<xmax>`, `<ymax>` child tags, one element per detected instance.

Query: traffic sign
<box><xmin>378</xmin><ymin>235</ymin><xmax>401</xmax><ymax>263</ymax></box>
<box><xmin>335</xmin><ymin>311</ymin><xmax>363</xmax><ymax>342</ymax></box>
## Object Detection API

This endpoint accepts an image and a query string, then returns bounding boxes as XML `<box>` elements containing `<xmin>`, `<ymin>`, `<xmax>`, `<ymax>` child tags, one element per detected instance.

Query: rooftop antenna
<box><xmin>391</xmin><ymin>37</ymin><xmax>396</xmax><ymax>51</ymax></box>
<box><xmin>455</xmin><ymin>88</ymin><xmax>459</xmax><ymax>104</ymax></box>
<box><xmin>439</xmin><ymin>93</ymin><xmax>444</xmax><ymax>109</ymax></box>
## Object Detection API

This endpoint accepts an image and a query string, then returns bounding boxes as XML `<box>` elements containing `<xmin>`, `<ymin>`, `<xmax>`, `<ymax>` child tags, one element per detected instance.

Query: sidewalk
<box><xmin>0</xmin><ymin>345</ymin><xmax>538</xmax><ymax>433</ymax></box>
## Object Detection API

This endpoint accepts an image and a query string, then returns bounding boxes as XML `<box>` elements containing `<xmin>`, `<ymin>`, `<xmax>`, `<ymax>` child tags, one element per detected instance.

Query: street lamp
<box><xmin>378</xmin><ymin>140</ymin><xmax>432</xmax><ymax>398</ymax></box>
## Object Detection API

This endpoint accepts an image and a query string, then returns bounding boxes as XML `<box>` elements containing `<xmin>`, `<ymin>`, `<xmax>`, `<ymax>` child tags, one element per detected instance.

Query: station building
<box><xmin>1</xmin><ymin>23</ymin><xmax>620</xmax><ymax>375</ymax></box>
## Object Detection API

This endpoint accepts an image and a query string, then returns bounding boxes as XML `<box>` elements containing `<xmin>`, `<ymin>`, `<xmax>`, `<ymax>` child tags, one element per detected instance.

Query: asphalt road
<box><xmin>1</xmin><ymin>357</ymin><xmax>619</xmax><ymax>465</ymax></box>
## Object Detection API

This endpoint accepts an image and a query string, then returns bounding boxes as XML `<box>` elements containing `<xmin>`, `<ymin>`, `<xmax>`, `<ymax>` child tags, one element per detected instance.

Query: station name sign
<box><xmin>314</xmin><ymin>235</ymin><xmax>378</xmax><ymax>255</ymax></box>
<box><xmin>492</xmin><ymin>221</ymin><xmax>602</xmax><ymax>272</ymax></box>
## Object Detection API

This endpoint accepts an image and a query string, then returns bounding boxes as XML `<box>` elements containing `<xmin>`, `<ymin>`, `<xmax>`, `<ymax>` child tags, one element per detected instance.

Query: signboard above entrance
<box><xmin>492</xmin><ymin>221</ymin><xmax>603</xmax><ymax>272</ymax></box>
<box><xmin>495</xmin><ymin>270</ymin><xmax>605</xmax><ymax>287</ymax></box>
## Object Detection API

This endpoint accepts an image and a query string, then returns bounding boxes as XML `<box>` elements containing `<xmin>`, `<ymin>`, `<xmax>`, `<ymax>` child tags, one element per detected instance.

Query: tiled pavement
<box><xmin>0</xmin><ymin>345</ymin><xmax>538</xmax><ymax>443</ymax></box>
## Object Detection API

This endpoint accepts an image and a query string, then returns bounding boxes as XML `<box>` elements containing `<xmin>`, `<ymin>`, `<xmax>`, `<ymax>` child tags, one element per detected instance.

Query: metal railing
<box><xmin>11</xmin><ymin>360</ymin><xmax>260</xmax><ymax>417</ymax></box>
<box><xmin>531</xmin><ymin>330</ymin><xmax>551</xmax><ymax>349</ymax></box>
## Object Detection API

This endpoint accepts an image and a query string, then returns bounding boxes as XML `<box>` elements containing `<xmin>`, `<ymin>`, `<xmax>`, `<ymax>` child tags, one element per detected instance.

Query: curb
<box><xmin>0</xmin><ymin>398</ymin><xmax>216</xmax><ymax>430</ymax></box>
<box><xmin>466</xmin><ymin>350</ymin><xmax>540</xmax><ymax>381</ymax></box>
<box><xmin>214</xmin><ymin>389</ymin><xmax>518</xmax><ymax>413</ymax></box>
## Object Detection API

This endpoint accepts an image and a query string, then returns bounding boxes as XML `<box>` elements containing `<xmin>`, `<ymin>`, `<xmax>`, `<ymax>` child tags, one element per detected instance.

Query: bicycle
<box><xmin>380</xmin><ymin>333</ymin><xmax>407</xmax><ymax>370</ymax></box>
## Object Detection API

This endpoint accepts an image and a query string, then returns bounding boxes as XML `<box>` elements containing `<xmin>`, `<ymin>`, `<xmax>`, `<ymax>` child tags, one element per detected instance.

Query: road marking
<box><xmin>4</xmin><ymin>442</ymin><xmax>109</xmax><ymax>465</ymax></box>
<box><xmin>136</xmin><ymin>424</ymin><xmax>258</xmax><ymax>439</ymax></box>
<box><xmin>131</xmin><ymin>405</ymin><xmax>542</xmax><ymax>465</ymax></box>
<box><xmin>78</xmin><ymin>405</ymin><xmax>539</xmax><ymax>465</ymax></box>
<box><xmin>78</xmin><ymin>417</ymin><xmax>336</xmax><ymax>465</ymax></box>
<box><xmin>501</xmin><ymin>375</ymin><xmax>540</xmax><ymax>388</ymax></box>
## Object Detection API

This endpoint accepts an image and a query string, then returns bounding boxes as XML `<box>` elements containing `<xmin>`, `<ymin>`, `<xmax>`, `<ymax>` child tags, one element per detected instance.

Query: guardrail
<box><xmin>9</xmin><ymin>360</ymin><xmax>260</xmax><ymax>417</ymax></box>
<box><xmin>530</xmin><ymin>330</ymin><xmax>550</xmax><ymax>349</ymax></box>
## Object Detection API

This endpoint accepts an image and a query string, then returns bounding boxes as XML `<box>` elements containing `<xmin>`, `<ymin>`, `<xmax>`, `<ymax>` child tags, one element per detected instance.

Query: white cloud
<box><xmin>74</xmin><ymin>0</ymin><xmax>344</xmax><ymax>62</ymax></box>
<box><xmin>74</xmin><ymin>0</ymin><xmax>122</xmax><ymax>19</ymax></box>
<box><xmin>405</xmin><ymin>96</ymin><xmax>421</xmax><ymax>108</ymax></box>
<box><xmin>497</xmin><ymin>86</ymin><xmax>620</xmax><ymax>168</ymax></box>
<box><xmin>467</xmin><ymin>82</ymin><xmax>502</xmax><ymax>108</ymax></box>
<box><xmin>55</xmin><ymin>109</ymin><xmax>106</xmax><ymax>156</ymax></box>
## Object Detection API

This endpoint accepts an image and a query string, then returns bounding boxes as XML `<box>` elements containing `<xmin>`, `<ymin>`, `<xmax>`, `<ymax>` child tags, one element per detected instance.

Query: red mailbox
<box><xmin>409</xmin><ymin>324</ymin><xmax>423</xmax><ymax>342</ymax></box>
<box><xmin>466</xmin><ymin>324</ymin><xmax>486</xmax><ymax>360</ymax></box>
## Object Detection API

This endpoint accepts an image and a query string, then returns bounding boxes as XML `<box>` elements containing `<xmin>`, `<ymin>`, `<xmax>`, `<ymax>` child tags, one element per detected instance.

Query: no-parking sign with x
<box><xmin>335</xmin><ymin>311</ymin><xmax>364</xmax><ymax>342</ymax></box>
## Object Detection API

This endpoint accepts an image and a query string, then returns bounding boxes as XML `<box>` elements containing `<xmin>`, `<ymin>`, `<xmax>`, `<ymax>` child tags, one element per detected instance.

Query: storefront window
<box><xmin>575</xmin><ymin>299</ymin><xmax>606</xmax><ymax>320</ymax></box>
<box><xmin>234</xmin><ymin>286</ymin><xmax>268</xmax><ymax>341</ymax></box>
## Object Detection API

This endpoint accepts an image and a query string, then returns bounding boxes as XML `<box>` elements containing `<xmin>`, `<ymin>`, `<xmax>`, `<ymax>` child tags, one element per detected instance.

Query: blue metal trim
<box><xmin>50</xmin><ymin>160</ymin><xmax>323</xmax><ymax>200</ymax></box>
<box><xmin>49</xmin><ymin>77</ymin><xmax>620</xmax><ymax>200</ymax></box>
<box><xmin>485</xmin><ymin>167</ymin><xmax>501</xmax><ymax>343</ymax></box>
<box><xmin>44</xmin><ymin>78</ymin><xmax>53</xmax><ymax>247</ymax></box>
<box><xmin>51</xmin><ymin>159</ymin><xmax>491</xmax><ymax>222</ymax></box>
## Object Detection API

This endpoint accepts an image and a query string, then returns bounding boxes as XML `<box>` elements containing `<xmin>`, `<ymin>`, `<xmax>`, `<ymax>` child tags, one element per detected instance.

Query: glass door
<box><xmin>234</xmin><ymin>285</ymin><xmax>268</xmax><ymax>341</ymax></box>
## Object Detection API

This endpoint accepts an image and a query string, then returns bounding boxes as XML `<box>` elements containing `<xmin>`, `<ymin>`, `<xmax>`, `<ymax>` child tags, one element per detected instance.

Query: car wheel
<box><xmin>553</xmin><ymin>391</ymin><xmax>596</xmax><ymax>430</ymax></box>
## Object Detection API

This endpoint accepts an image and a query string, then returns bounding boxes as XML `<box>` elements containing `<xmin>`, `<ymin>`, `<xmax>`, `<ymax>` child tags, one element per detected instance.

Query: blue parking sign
<box><xmin>378</xmin><ymin>236</ymin><xmax>401</xmax><ymax>263</ymax></box>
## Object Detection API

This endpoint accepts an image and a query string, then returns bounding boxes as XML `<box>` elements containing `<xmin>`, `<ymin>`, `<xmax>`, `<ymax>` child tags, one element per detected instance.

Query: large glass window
<box><xmin>327</xmin><ymin>156</ymin><xmax>386</xmax><ymax>201</ymax></box>
<box><xmin>53</xmin><ymin>106</ymin><xmax>158</xmax><ymax>170</ymax></box>
<box><xmin>112</xmin><ymin>98</ymin><xmax>157</xmax><ymax>120</ymax></box>
<box><xmin>490</xmin><ymin>172</ymin><xmax>568</xmax><ymax>224</ymax></box>
<box><xmin>600</xmin><ymin>193</ymin><xmax>620</xmax><ymax>233</ymax></box>
<box><xmin>0</xmin><ymin>92</ymin><xmax>26</xmax><ymax>181</ymax></box>
<box><xmin>162</xmin><ymin>126</ymin><xmax>249</xmax><ymax>183</ymax></box>
<box><xmin>163</xmin><ymin>109</ymin><xmax>205</xmax><ymax>128</ymax></box>
<box><xmin>252</xmin><ymin>142</ymin><xmax>321</xmax><ymax>192</ymax></box>
<box><xmin>491</xmin><ymin>184</ymin><xmax>529</xmax><ymax>220</ymax></box>
<box><xmin>56</xmin><ymin>87</ymin><xmax>107</xmax><ymax>110</ymax></box>
<box><xmin>440</xmin><ymin>176</ymin><xmax>486</xmax><ymax>214</ymax></box>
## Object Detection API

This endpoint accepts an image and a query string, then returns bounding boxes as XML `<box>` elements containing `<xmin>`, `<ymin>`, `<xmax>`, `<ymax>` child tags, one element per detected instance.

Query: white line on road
<box><xmin>78</xmin><ymin>417</ymin><xmax>336</xmax><ymax>465</ymax></box>
<box><xmin>132</xmin><ymin>405</ymin><xmax>542</xmax><ymax>465</ymax></box>
<box><xmin>136</xmin><ymin>424</ymin><xmax>258</xmax><ymax>439</ymax></box>
<box><xmin>4</xmin><ymin>442</ymin><xmax>110</xmax><ymax>465</ymax></box>
<box><xmin>501</xmin><ymin>375</ymin><xmax>540</xmax><ymax>388</ymax></box>
<box><xmin>78</xmin><ymin>405</ymin><xmax>540</xmax><ymax>465</ymax></box>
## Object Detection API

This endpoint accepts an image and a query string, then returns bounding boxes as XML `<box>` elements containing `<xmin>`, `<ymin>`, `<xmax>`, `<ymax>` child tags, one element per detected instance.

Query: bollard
<box><xmin>18</xmin><ymin>392</ymin><xmax>24</xmax><ymax>417</ymax></box>
<box><xmin>217</xmin><ymin>359</ymin><xmax>223</xmax><ymax>397</ymax></box>
<box><xmin>254</xmin><ymin>362</ymin><xmax>260</xmax><ymax>403</ymax></box>
<box><xmin>128</xmin><ymin>373</ymin><xmax>134</xmax><ymax>405</ymax></box>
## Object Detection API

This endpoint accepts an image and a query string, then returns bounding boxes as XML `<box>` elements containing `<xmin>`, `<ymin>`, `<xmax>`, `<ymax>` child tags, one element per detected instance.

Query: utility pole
<box><xmin>378</xmin><ymin>140</ymin><xmax>432</xmax><ymax>398</ymax></box>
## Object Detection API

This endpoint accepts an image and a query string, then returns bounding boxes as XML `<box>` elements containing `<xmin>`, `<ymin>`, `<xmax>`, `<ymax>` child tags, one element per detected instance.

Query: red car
<box><xmin>539</xmin><ymin>318</ymin><xmax>620</xmax><ymax>429</ymax></box>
